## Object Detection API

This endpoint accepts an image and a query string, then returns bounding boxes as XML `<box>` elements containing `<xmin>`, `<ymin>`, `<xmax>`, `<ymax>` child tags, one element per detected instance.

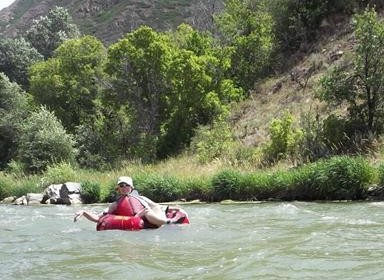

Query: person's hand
<box><xmin>74</xmin><ymin>210</ymin><xmax>84</xmax><ymax>222</ymax></box>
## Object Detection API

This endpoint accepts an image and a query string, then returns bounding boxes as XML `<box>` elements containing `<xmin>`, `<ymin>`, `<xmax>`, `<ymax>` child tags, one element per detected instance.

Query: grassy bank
<box><xmin>0</xmin><ymin>155</ymin><xmax>382</xmax><ymax>203</ymax></box>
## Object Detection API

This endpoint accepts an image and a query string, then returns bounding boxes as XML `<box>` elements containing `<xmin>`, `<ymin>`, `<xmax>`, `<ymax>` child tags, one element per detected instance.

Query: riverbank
<box><xmin>2</xmin><ymin>155</ymin><xmax>384</xmax><ymax>204</ymax></box>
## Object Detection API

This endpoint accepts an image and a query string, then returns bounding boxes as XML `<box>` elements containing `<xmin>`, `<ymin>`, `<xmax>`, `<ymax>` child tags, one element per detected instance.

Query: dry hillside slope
<box><xmin>231</xmin><ymin>18</ymin><xmax>355</xmax><ymax>148</ymax></box>
<box><xmin>0</xmin><ymin>0</ymin><xmax>223</xmax><ymax>44</ymax></box>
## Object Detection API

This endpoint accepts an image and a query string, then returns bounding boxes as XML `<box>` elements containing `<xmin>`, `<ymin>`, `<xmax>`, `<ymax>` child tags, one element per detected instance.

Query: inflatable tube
<box><xmin>97</xmin><ymin>214</ymin><xmax>144</xmax><ymax>231</ymax></box>
<box><xmin>166</xmin><ymin>208</ymin><xmax>190</xmax><ymax>224</ymax></box>
<box><xmin>96</xmin><ymin>194</ymin><xmax>190</xmax><ymax>231</ymax></box>
<box><xmin>97</xmin><ymin>208</ymin><xmax>190</xmax><ymax>231</ymax></box>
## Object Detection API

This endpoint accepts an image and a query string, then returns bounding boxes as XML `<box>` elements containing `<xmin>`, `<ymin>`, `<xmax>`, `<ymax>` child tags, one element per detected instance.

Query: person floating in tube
<box><xmin>74</xmin><ymin>176</ymin><xmax>188</xmax><ymax>228</ymax></box>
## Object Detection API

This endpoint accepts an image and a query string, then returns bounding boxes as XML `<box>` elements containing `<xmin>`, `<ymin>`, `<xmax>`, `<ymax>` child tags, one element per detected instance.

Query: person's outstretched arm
<box><xmin>74</xmin><ymin>210</ymin><xmax>100</xmax><ymax>223</ymax></box>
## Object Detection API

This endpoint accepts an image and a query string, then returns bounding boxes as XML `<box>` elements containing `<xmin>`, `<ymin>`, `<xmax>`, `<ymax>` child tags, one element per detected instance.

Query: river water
<box><xmin>1</xmin><ymin>202</ymin><xmax>384</xmax><ymax>280</ymax></box>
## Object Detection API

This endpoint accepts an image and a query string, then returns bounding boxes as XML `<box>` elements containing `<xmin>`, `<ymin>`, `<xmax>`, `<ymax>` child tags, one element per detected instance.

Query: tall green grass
<box><xmin>211</xmin><ymin>156</ymin><xmax>375</xmax><ymax>201</ymax></box>
<box><xmin>0</xmin><ymin>156</ymin><xmax>378</xmax><ymax>202</ymax></box>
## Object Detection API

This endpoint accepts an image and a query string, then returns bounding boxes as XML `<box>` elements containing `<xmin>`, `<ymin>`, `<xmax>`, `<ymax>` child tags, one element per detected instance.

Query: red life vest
<box><xmin>96</xmin><ymin>195</ymin><xmax>146</xmax><ymax>231</ymax></box>
<box><xmin>114</xmin><ymin>195</ymin><xmax>145</xmax><ymax>216</ymax></box>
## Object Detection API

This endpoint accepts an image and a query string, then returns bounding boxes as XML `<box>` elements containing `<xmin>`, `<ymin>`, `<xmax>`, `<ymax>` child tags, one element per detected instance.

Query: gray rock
<box><xmin>26</xmin><ymin>193</ymin><xmax>44</xmax><ymax>205</ymax></box>
<box><xmin>42</xmin><ymin>182</ymin><xmax>83</xmax><ymax>205</ymax></box>
<box><xmin>42</xmin><ymin>184</ymin><xmax>64</xmax><ymax>204</ymax></box>
<box><xmin>14</xmin><ymin>195</ymin><xmax>27</xmax><ymax>205</ymax></box>
<box><xmin>1</xmin><ymin>196</ymin><xmax>16</xmax><ymax>204</ymax></box>
<box><xmin>68</xmin><ymin>193</ymin><xmax>82</xmax><ymax>204</ymax></box>
<box><xmin>63</xmin><ymin>182</ymin><xmax>81</xmax><ymax>194</ymax></box>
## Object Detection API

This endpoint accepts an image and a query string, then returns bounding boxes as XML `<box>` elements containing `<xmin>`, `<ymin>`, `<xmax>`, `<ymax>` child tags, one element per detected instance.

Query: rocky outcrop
<box><xmin>0</xmin><ymin>0</ymin><xmax>224</xmax><ymax>44</ymax></box>
<box><xmin>1</xmin><ymin>182</ymin><xmax>83</xmax><ymax>205</ymax></box>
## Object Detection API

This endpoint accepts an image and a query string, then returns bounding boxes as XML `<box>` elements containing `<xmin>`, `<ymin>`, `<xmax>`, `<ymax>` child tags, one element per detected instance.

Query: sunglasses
<box><xmin>118</xmin><ymin>183</ymin><xmax>132</xmax><ymax>188</ymax></box>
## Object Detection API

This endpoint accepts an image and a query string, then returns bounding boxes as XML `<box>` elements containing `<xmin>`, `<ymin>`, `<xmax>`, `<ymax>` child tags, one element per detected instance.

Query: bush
<box><xmin>212</xmin><ymin>169</ymin><xmax>243</xmax><ymax>201</ymax></box>
<box><xmin>134</xmin><ymin>174</ymin><xmax>182</xmax><ymax>202</ymax></box>
<box><xmin>190</xmin><ymin>118</ymin><xmax>235</xmax><ymax>163</ymax></box>
<box><xmin>179</xmin><ymin>176</ymin><xmax>213</xmax><ymax>201</ymax></box>
<box><xmin>294</xmin><ymin>156</ymin><xmax>374</xmax><ymax>200</ymax></box>
<box><xmin>0</xmin><ymin>172</ymin><xmax>42</xmax><ymax>200</ymax></box>
<box><xmin>263</xmin><ymin>112</ymin><xmax>303</xmax><ymax>164</ymax></box>
<box><xmin>212</xmin><ymin>169</ymin><xmax>293</xmax><ymax>201</ymax></box>
<box><xmin>377</xmin><ymin>163</ymin><xmax>384</xmax><ymax>186</ymax></box>
<box><xmin>101</xmin><ymin>181</ymin><xmax>119</xmax><ymax>203</ymax></box>
<box><xmin>80</xmin><ymin>181</ymin><xmax>101</xmax><ymax>204</ymax></box>
<box><xmin>0</xmin><ymin>172</ymin><xmax>15</xmax><ymax>200</ymax></box>
<box><xmin>43</xmin><ymin>162</ymin><xmax>77</xmax><ymax>186</ymax></box>
<box><xmin>17</xmin><ymin>106</ymin><xmax>77</xmax><ymax>173</ymax></box>
<box><xmin>212</xmin><ymin>156</ymin><xmax>374</xmax><ymax>201</ymax></box>
<box><xmin>299</xmin><ymin>111</ymin><xmax>328</xmax><ymax>162</ymax></box>
<box><xmin>12</xmin><ymin>179</ymin><xmax>41</xmax><ymax>198</ymax></box>
<box><xmin>0</xmin><ymin>73</ymin><xmax>31</xmax><ymax>169</ymax></box>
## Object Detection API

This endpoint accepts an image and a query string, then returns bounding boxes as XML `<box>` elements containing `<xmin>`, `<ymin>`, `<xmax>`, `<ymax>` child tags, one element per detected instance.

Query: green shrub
<box><xmin>212</xmin><ymin>169</ymin><xmax>295</xmax><ymax>201</ymax></box>
<box><xmin>212</xmin><ymin>156</ymin><xmax>374</xmax><ymax>201</ymax></box>
<box><xmin>17</xmin><ymin>106</ymin><xmax>77</xmax><ymax>173</ymax></box>
<box><xmin>191</xmin><ymin>118</ymin><xmax>235</xmax><ymax>163</ymax></box>
<box><xmin>101</xmin><ymin>181</ymin><xmax>119</xmax><ymax>203</ymax></box>
<box><xmin>295</xmin><ymin>156</ymin><xmax>374</xmax><ymax>200</ymax></box>
<box><xmin>212</xmin><ymin>169</ymin><xmax>243</xmax><ymax>201</ymax></box>
<box><xmin>12</xmin><ymin>179</ymin><xmax>41</xmax><ymax>198</ymax></box>
<box><xmin>0</xmin><ymin>172</ymin><xmax>15</xmax><ymax>199</ymax></box>
<box><xmin>134</xmin><ymin>174</ymin><xmax>182</xmax><ymax>202</ymax></box>
<box><xmin>80</xmin><ymin>181</ymin><xmax>101</xmax><ymax>204</ymax></box>
<box><xmin>0</xmin><ymin>73</ymin><xmax>31</xmax><ymax>169</ymax></box>
<box><xmin>377</xmin><ymin>163</ymin><xmax>384</xmax><ymax>186</ymax></box>
<box><xmin>43</xmin><ymin>162</ymin><xmax>77</xmax><ymax>186</ymax></box>
<box><xmin>263</xmin><ymin>112</ymin><xmax>303</xmax><ymax>164</ymax></box>
<box><xmin>178</xmin><ymin>176</ymin><xmax>213</xmax><ymax>201</ymax></box>
<box><xmin>5</xmin><ymin>160</ymin><xmax>26</xmax><ymax>178</ymax></box>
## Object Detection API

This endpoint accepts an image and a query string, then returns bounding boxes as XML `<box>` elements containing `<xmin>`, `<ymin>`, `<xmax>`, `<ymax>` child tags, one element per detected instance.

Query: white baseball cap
<box><xmin>117</xmin><ymin>176</ymin><xmax>134</xmax><ymax>188</ymax></box>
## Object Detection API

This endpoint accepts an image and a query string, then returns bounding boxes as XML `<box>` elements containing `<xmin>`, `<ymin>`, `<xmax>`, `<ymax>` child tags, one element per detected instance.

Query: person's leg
<box><xmin>136</xmin><ymin>208</ymin><xmax>167</xmax><ymax>227</ymax></box>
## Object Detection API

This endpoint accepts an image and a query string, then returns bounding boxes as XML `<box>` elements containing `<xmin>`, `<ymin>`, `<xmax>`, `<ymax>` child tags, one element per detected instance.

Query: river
<box><xmin>1</xmin><ymin>202</ymin><xmax>384</xmax><ymax>279</ymax></box>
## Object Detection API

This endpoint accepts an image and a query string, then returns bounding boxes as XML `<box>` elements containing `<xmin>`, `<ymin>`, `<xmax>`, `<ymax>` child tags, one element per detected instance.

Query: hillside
<box><xmin>230</xmin><ymin>17</ymin><xmax>355</xmax><ymax>149</ymax></box>
<box><xmin>0</xmin><ymin>0</ymin><xmax>223</xmax><ymax>44</ymax></box>
<box><xmin>0</xmin><ymin>1</ymin><xmax>379</xmax><ymax>168</ymax></box>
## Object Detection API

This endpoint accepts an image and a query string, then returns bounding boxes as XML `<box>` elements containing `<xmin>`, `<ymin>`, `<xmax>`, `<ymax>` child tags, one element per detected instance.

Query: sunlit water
<box><xmin>1</xmin><ymin>202</ymin><xmax>384</xmax><ymax>279</ymax></box>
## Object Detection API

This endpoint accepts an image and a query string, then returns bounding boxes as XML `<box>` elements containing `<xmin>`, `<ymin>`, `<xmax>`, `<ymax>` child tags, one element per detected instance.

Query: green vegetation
<box><xmin>79</xmin><ymin>180</ymin><xmax>101</xmax><ymax>204</ymax></box>
<box><xmin>16</xmin><ymin>106</ymin><xmax>76</xmax><ymax>173</ymax></box>
<box><xmin>26</xmin><ymin>6</ymin><xmax>80</xmax><ymax>58</ymax></box>
<box><xmin>2</xmin><ymin>2</ymin><xmax>384</xmax><ymax>202</ymax></box>
<box><xmin>319</xmin><ymin>8</ymin><xmax>384</xmax><ymax>134</ymax></box>
<box><xmin>0</xmin><ymin>155</ymin><xmax>378</xmax><ymax>203</ymax></box>
<box><xmin>0</xmin><ymin>37</ymin><xmax>43</xmax><ymax>89</ymax></box>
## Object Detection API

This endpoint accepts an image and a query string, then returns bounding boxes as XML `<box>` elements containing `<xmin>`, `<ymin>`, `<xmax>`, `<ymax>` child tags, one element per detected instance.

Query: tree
<box><xmin>29</xmin><ymin>35</ymin><xmax>107</xmax><ymax>133</ymax></box>
<box><xmin>105</xmin><ymin>25</ymin><xmax>243</xmax><ymax>160</ymax></box>
<box><xmin>214</xmin><ymin>0</ymin><xmax>275</xmax><ymax>91</ymax></box>
<box><xmin>318</xmin><ymin>8</ymin><xmax>384</xmax><ymax>133</ymax></box>
<box><xmin>159</xmin><ymin>24</ymin><xmax>243</xmax><ymax>157</ymax></box>
<box><xmin>0</xmin><ymin>73</ymin><xmax>32</xmax><ymax>168</ymax></box>
<box><xmin>105</xmin><ymin>26</ymin><xmax>173</xmax><ymax>160</ymax></box>
<box><xmin>0</xmin><ymin>37</ymin><xmax>43</xmax><ymax>89</ymax></box>
<box><xmin>26</xmin><ymin>6</ymin><xmax>80</xmax><ymax>59</ymax></box>
<box><xmin>17</xmin><ymin>106</ymin><xmax>76</xmax><ymax>173</ymax></box>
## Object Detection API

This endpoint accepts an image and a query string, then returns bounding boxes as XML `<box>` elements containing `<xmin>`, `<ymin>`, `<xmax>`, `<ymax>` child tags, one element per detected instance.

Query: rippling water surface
<box><xmin>1</xmin><ymin>202</ymin><xmax>384</xmax><ymax>279</ymax></box>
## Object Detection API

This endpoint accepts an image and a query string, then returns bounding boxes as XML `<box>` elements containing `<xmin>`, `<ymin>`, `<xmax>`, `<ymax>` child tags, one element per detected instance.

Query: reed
<box><xmin>0</xmin><ymin>156</ymin><xmax>377</xmax><ymax>202</ymax></box>
<box><xmin>211</xmin><ymin>156</ymin><xmax>374</xmax><ymax>202</ymax></box>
